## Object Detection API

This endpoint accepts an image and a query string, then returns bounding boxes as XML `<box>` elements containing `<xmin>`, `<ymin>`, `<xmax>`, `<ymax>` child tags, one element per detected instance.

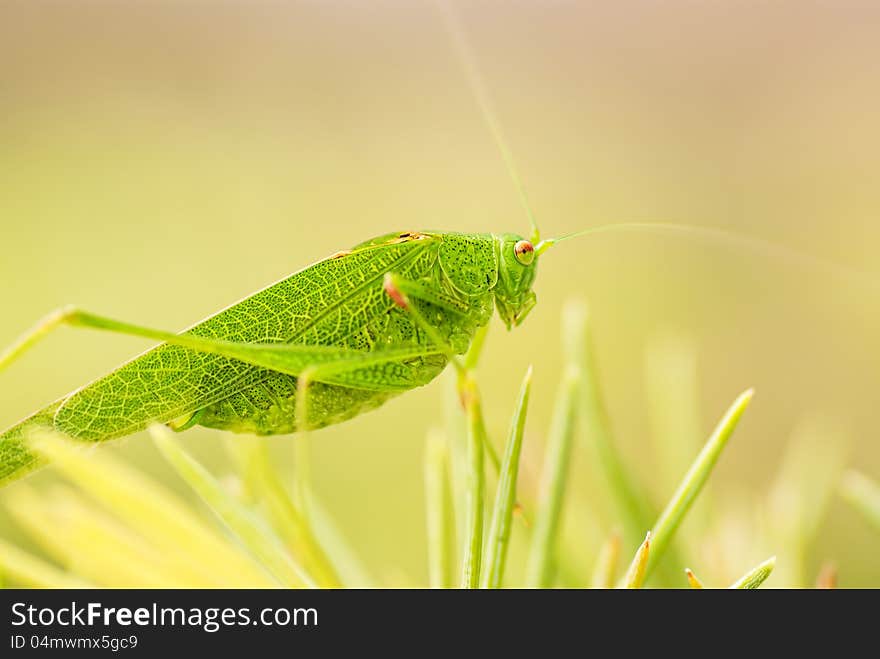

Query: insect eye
<box><xmin>514</xmin><ymin>240</ymin><xmax>535</xmax><ymax>265</ymax></box>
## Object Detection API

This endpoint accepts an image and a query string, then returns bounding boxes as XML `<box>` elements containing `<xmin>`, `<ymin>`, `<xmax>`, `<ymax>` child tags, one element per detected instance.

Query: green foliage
<box><xmin>150</xmin><ymin>425</ymin><xmax>313</xmax><ymax>587</ymax></box>
<box><xmin>622</xmin><ymin>532</ymin><xmax>651</xmax><ymax>589</ymax></box>
<box><xmin>729</xmin><ymin>557</ymin><xmax>776</xmax><ymax>589</ymax></box>
<box><xmin>644</xmin><ymin>389</ymin><xmax>754</xmax><ymax>581</ymax></box>
<box><xmin>459</xmin><ymin>374</ymin><xmax>486</xmax><ymax>589</ymax></box>
<box><xmin>425</xmin><ymin>430</ymin><xmax>454</xmax><ymax>588</ymax></box>
<box><xmin>0</xmin><ymin>302</ymin><xmax>862</xmax><ymax>589</ymax></box>
<box><xmin>483</xmin><ymin>367</ymin><xmax>532</xmax><ymax>588</ymax></box>
<box><xmin>841</xmin><ymin>471</ymin><xmax>880</xmax><ymax>533</ymax></box>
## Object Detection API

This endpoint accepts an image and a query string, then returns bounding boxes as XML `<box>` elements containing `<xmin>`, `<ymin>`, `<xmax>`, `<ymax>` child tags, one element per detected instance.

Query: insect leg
<box><xmin>384</xmin><ymin>272</ymin><xmax>509</xmax><ymax>473</ymax></box>
<box><xmin>287</xmin><ymin>339</ymin><xmax>451</xmax><ymax>517</ymax></box>
<box><xmin>382</xmin><ymin>274</ymin><xmax>467</xmax><ymax>374</ymax></box>
<box><xmin>294</xmin><ymin>366</ymin><xmax>315</xmax><ymax>514</ymax></box>
<box><xmin>383</xmin><ymin>272</ymin><xmax>495</xmax><ymax>586</ymax></box>
<box><xmin>386</xmin><ymin>278</ymin><xmax>470</xmax><ymax>314</ymax></box>
<box><xmin>0</xmin><ymin>306</ymin><xmax>79</xmax><ymax>373</ymax></box>
<box><xmin>0</xmin><ymin>306</ymin><xmax>442</xmax><ymax>384</ymax></box>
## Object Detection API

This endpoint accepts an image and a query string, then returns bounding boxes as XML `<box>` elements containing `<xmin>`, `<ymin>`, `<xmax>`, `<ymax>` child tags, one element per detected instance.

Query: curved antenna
<box><xmin>436</xmin><ymin>1</ymin><xmax>541</xmax><ymax>244</ymax></box>
<box><xmin>536</xmin><ymin>222</ymin><xmax>880</xmax><ymax>295</ymax></box>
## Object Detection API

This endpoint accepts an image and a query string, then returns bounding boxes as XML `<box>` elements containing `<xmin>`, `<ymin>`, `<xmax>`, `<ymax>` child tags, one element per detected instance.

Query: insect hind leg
<box><xmin>0</xmin><ymin>306</ymin><xmax>442</xmax><ymax>383</ymax></box>
<box><xmin>0</xmin><ymin>306</ymin><xmax>81</xmax><ymax>374</ymax></box>
<box><xmin>383</xmin><ymin>272</ymin><xmax>507</xmax><ymax>473</ymax></box>
<box><xmin>0</xmin><ymin>305</ymin><xmax>213</xmax><ymax>375</ymax></box>
<box><xmin>382</xmin><ymin>273</ymin><xmax>468</xmax><ymax>374</ymax></box>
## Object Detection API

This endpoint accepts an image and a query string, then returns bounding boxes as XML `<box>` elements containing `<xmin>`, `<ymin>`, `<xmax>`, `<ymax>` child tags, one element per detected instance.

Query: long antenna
<box><xmin>436</xmin><ymin>1</ymin><xmax>541</xmax><ymax>243</ymax></box>
<box><xmin>537</xmin><ymin>221</ymin><xmax>880</xmax><ymax>295</ymax></box>
<box><xmin>434</xmin><ymin>5</ymin><xmax>878</xmax><ymax>298</ymax></box>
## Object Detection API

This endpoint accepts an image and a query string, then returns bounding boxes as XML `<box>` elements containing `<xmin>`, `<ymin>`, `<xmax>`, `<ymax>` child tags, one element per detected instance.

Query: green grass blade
<box><xmin>840</xmin><ymin>470</ymin><xmax>880</xmax><ymax>532</ymax></box>
<box><xmin>307</xmin><ymin>495</ymin><xmax>376</xmax><ymax>588</ymax></box>
<box><xmin>482</xmin><ymin>433</ymin><xmax>502</xmax><ymax>477</ymax></box>
<box><xmin>17</xmin><ymin>484</ymin><xmax>208</xmax><ymax>587</ymax></box>
<box><xmin>729</xmin><ymin>556</ymin><xmax>776</xmax><ymax>589</ymax></box>
<box><xmin>622</xmin><ymin>532</ymin><xmax>651</xmax><ymax>589</ymax></box>
<box><xmin>28</xmin><ymin>430</ymin><xmax>274</xmax><ymax>586</ymax></box>
<box><xmin>644</xmin><ymin>333</ymin><xmax>707</xmax><ymax>530</ymax></box>
<box><xmin>49</xmin><ymin>494</ymin><xmax>183</xmax><ymax>586</ymax></box>
<box><xmin>150</xmin><ymin>425</ymin><xmax>314</xmax><ymax>588</ymax></box>
<box><xmin>464</xmin><ymin>323</ymin><xmax>490</xmax><ymax>371</ymax></box>
<box><xmin>3</xmin><ymin>485</ymin><xmax>76</xmax><ymax>567</ymax></box>
<box><xmin>459</xmin><ymin>375</ymin><xmax>486</xmax><ymax>588</ymax></box>
<box><xmin>444</xmin><ymin>369</ymin><xmax>468</xmax><ymax>566</ymax></box>
<box><xmin>525</xmin><ymin>367</ymin><xmax>579</xmax><ymax>588</ymax></box>
<box><xmin>425</xmin><ymin>429</ymin><xmax>454</xmax><ymax>588</ymax></box>
<box><xmin>0</xmin><ymin>537</ymin><xmax>90</xmax><ymax>588</ymax></box>
<box><xmin>644</xmin><ymin>389</ymin><xmax>754</xmax><ymax>582</ymax></box>
<box><xmin>685</xmin><ymin>568</ymin><xmax>705</xmax><ymax>589</ymax></box>
<box><xmin>482</xmin><ymin>366</ymin><xmax>533</xmax><ymax>589</ymax></box>
<box><xmin>590</xmin><ymin>531</ymin><xmax>621</xmax><ymax>589</ymax></box>
<box><xmin>767</xmin><ymin>419</ymin><xmax>848</xmax><ymax>586</ymax></box>
<box><xmin>570</xmin><ymin>301</ymin><xmax>654</xmax><ymax>551</ymax></box>
<box><xmin>293</xmin><ymin>383</ymin><xmax>313</xmax><ymax>518</ymax></box>
<box><xmin>463</xmin><ymin>323</ymin><xmax>503</xmax><ymax>478</ymax></box>
<box><xmin>227</xmin><ymin>438</ymin><xmax>340</xmax><ymax>587</ymax></box>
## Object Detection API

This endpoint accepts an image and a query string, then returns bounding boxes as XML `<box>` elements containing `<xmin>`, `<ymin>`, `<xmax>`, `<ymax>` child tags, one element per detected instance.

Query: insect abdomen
<box><xmin>191</xmin><ymin>373</ymin><xmax>400</xmax><ymax>435</ymax></box>
<box><xmin>52</xmin><ymin>236</ymin><xmax>441</xmax><ymax>442</ymax></box>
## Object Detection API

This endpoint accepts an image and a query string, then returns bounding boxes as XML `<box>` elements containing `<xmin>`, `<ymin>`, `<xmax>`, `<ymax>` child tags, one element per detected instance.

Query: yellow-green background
<box><xmin>1</xmin><ymin>1</ymin><xmax>878</xmax><ymax>586</ymax></box>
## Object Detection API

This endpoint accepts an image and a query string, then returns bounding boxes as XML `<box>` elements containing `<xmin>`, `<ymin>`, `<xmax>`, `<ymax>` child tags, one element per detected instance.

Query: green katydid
<box><xmin>0</xmin><ymin>228</ymin><xmax>552</xmax><ymax>486</ymax></box>
<box><xmin>0</xmin><ymin>6</ymin><xmax>874</xmax><ymax>489</ymax></box>
<box><xmin>0</xmin><ymin>5</ymin><xmax>560</xmax><ymax>487</ymax></box>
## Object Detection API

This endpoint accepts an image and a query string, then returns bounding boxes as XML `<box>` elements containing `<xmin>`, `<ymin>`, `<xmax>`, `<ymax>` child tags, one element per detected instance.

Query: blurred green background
<box><xmin>1</xmin><ymin>1</ymin><xmax>878</xmax><ymax>586</ymax></box>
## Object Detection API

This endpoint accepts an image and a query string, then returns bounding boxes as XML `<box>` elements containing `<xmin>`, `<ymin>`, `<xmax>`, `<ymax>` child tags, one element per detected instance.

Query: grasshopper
<box><xmin>0</xmin><ymin>7</ymin><xmax>870</xmax><ymax>488</ymax></box>
<box><xmin>0</xmin><ymin>227</ymin><xmax>551</xmax><ymax>486</ymax></box>
<box><xmin>0</xmin><ymin>5</ymin><xmax>582</xmax><ymax>487</ymax></box>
